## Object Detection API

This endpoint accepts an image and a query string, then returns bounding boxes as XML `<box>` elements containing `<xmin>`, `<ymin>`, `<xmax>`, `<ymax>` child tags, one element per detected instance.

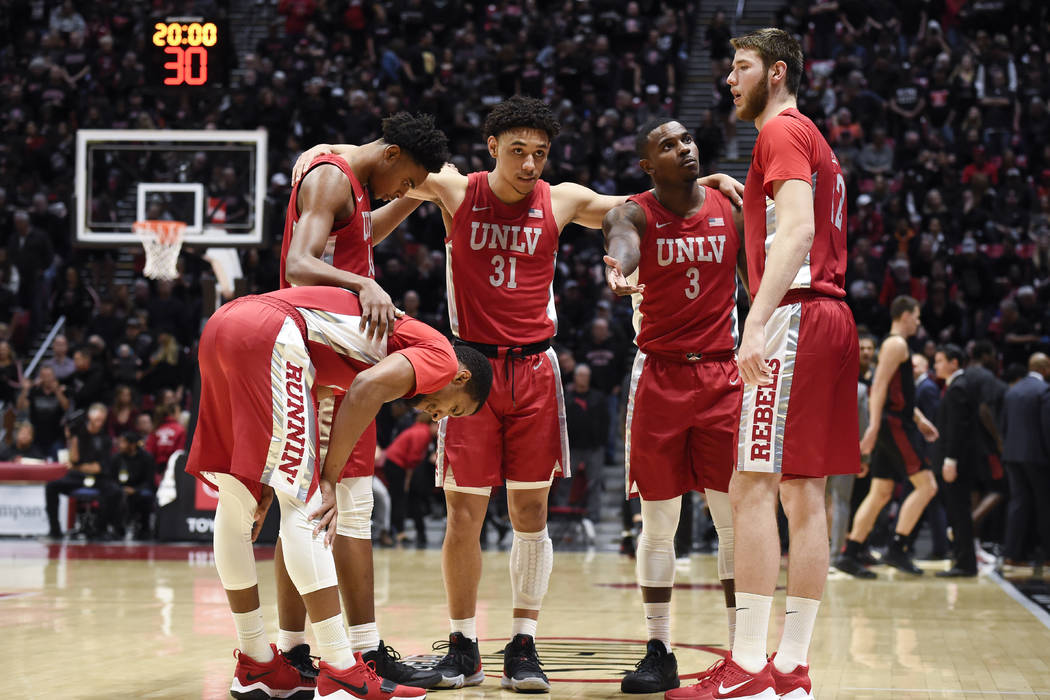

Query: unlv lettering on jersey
<box><xmin>469</xmin><ymin>221</ymin><xmax>543</xmax><ymax>255</ymax></box>
<box><xmin>656</xmin><ymin>235</ymin><xmax>727</xmax><ymax>266</ymax></box>
<box><xmin>279</xmin><ymin>361</ymin><xmax>307</xmax><ymax>485</ymax></box>
<box><xmin>749</xmin><ymin>359</ymin><xmax>781</xmax><ymax>463</ymax></box>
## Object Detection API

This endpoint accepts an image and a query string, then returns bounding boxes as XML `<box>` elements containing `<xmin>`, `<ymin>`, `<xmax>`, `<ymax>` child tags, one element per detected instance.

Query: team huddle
<box><xmin>185</xmin><ymin>29</ymin><xmax>858</xmax><ymax>700</ymax></box>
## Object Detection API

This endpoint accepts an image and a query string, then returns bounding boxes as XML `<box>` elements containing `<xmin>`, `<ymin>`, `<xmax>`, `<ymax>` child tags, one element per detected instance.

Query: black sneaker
<box><xmin>279</xmin><ymin>643</ymin><xmax>318</xmax><ymax>680</ymax></box>
<box><xmin>361</xmin><ymin>640</ymin><xmax>444</xmax><ymax>689</ymax></box>
<box><xmin>431</xmin><ymin>632</ymin><xmax>484</xmax><ymax>689</ymax></box>
<box><xmin>501</xmin><ymin>634</ymin><xmax>550</xmax><ymax>693</ymax></box>
<box><xmin>621</xmin><ymin>639</ymin><xmax>680</xmax><ymax>694</ymax></box>
<box><xmin>882</xmin><ymin>547</ymin><xmax>923</xmax><ymax>575</ymax></box>
<box><xmin>857</xmin><ymin>545</ymin><xmax>880</xmax><ymax>566</ymax></box>
<box><xmin>621</xmin><ymin>533</ymin><xmax>636</xmax><ymax>558</ymax></box>
<box><xmin>833</xmin><ymin>553</ymin><xmax>877</xmax><ymax>579</ymax></box>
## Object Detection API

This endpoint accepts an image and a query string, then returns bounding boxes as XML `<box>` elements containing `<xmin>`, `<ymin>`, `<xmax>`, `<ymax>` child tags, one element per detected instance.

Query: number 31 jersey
<box><xmin>446</xmin><ymin>171</ymin><xmax>560</xmax><ymax>345</ymax></box>
<box><xmin>629</xmin><ymin>187</ymin><xmax>741</xmax><ymax>355</ymax></box>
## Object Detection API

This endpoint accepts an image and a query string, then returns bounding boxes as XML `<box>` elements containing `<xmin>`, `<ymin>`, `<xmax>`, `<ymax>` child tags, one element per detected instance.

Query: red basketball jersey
<box><xmin>280</xmin><ymin>154</ymin><xmax>374</xmax><ymax>288</ymax></box>
<box><xmin>267</xmin><ymin>286</ymin><xmax>457</xmax><ymax>396</ymax></box>
<box><xmin>629</xmin><ymin>187</ymin><xmax>741</xmax><ymax>354</ymax></box>
<box><xmin>445</xmin><ymin>172</ymin><xmax>560</xmax><ymax>345</ymax></box>
<box><xmin>742</xmin><ymin>108</ymin><xmax>847</xmax><ymax>300</ymax></box>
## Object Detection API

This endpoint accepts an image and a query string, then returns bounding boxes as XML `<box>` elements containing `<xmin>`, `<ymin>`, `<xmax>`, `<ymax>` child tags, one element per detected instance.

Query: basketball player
<box><xmin>834</xmin><ymin>296</ymin><xmax>940</xmax><ymax>579</ymax></box>
<box><xmin>670</xmin><ymin>29</ymin><xmax>862</xmax><ymax>700</ymax></box>
<box><xmin>295</xmin><ymin>96</ymin><xmax>743</xmax><ymax>693</ymax></box>
<box><xmin>603</xmin><ymin>118</ymin><xmax>745</xmax><ymax>694</ymax></box>
<box><xmin>185</xmin><ymin>285</ymin><xmax>492</xmax><ymax>700</ymax></box>
<box><xmin>277</xmin><ymin>112</ymin><xmax>449</xmax><ymax>689</ymax></box>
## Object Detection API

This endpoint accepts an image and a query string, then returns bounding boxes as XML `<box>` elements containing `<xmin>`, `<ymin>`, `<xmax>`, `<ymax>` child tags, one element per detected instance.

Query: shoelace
<box><xmin>360</xmin><ymin>659</ymin><xmax>383</xmax><ymax>682</ymax></box>
<box><xmin>431</xmin><ymin>638</ymin><xmax>472</xmax><ymax>665</ymax></box>
<box><xmin>506</xmin><ymin>641</ymin><xmax>543</xmax><ymax>671</ymax></box>
<box><xmin>690</xmin><ymin>658</ymin><xmax>727</xmax><ymax>687</ymax></box>
<box><xmin>376</xmin><ymin>644</ymin><xmax>402</xmax><ymax>662</ymax></box>
<box><xmin>633</xmin><ymin>648</ymin><xmax>664</xmax><ymax>672</ymax></box>
<box><xmin>281</xmin><ymin>646</ymin><xmax>319</xmax><ymax>678</ymax></box>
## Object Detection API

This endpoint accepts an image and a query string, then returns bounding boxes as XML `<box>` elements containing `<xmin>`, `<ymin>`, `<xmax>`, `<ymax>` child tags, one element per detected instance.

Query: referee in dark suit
<box><xmin>1000</xmin><ymin>352</ymin><xmax>1050</xmax><ymax>564</ymax></box>
<box><xmin>933</xmin><ymin>344</ymin><xmax>978</xmax><ymax>577</ymax></box>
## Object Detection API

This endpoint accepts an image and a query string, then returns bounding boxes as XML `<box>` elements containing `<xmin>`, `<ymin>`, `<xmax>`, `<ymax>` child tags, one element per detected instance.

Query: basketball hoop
<box><xmin>134</xmin><ymin>220</ymin><xmax>185</xmax><ymax>280</ymax></box>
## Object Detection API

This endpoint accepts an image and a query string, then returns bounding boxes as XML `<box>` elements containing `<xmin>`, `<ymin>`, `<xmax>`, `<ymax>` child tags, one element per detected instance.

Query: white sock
<box><xmin>774</xmin><ymin>596</ymin><xmax>821</xmax><ymax>673</ymax></box>
<box><xmin>726</xmin><ymin>605</ymin><xmax>737</xmax><ymax>649</ymax></box>
<box><xmin>643</xmin><ymin>602</ymin><xmax>672</xmax><ymax>652</ymax></box>
<box><xmin>232</xmin><ymin>609</ymin><xmax>273</xmax><ymax>662</ymax></box>
<box><xmin>450</xmin><ymin>617</ymin><xmax>477</xmax><ymax>641</ymax></box>
<box><xmin>349</xmin><ymin>622</ymin><xmax>380</xmax><ymax>654</ymax></box>
<box><xmin>312</xmin><ymin>613</ymin><xmax>355</xmax><ymax>669</ymax></box>
<box><xmin>277</xmin><ymin>628</ymin><xmax>306</xmax><ymax>653</ymax></box>
<box><xmin>511</xmin><ymin>617</ymin><xmax>538</xmax><ymax>639</ymax></box>
<box><xmin>732</xmin><ymin>592</ymin><xmax>772</xmax><ymax>673</ymax></box>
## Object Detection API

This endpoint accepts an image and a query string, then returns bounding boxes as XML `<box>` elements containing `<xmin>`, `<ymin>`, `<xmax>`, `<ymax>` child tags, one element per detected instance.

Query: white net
<box><xmin>134</xmin><ymin>220</ymin><xmax>185</xmax><ymax>280</ymax></box>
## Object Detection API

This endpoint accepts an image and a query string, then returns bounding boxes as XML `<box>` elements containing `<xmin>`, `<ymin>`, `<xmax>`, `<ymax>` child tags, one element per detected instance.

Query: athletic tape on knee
<box><xmin>276</xmin><ymin>489</ymin><xmax>338</xmax><ymax>594</ymax></box>
<box><xmin>336</xmin><ymin>476</ymin><xmax>373</xmax><ymax>539</ymax></box>
<box><xmin>636</xmin><ymin>497</ymin><xmax>680</xmax><ymax>588</ymax></box>
<box><xmin>510</xmin><ymin>527</ymin><xmax>553</xmax><ymax>610</ymax></box>
<box><xmin>211</xmin><ymin>474</ymin><xmax>259</xmax><ymax>591</ymax></box>
<box><xmin>706</xmin><ymin>489</ymin><xmax>734</xmax><ymax>581</ymax></box>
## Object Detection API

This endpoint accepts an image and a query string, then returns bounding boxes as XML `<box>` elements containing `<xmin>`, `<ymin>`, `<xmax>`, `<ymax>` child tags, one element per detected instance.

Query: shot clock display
<box><xmin>146</xmin><ymin>18</ymin><xmax>230</xmax><ymax>88</ymax></box>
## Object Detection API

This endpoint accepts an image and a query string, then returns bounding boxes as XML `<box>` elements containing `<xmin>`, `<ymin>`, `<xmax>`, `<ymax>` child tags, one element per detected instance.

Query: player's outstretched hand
<box><xmin>859</xmin><ymin>425</ymin><xmax>877</xmax><ymax>456</ymax></box>
<box><xmin>737</xmin><ymin>318</ymin><xmax>773</xmax><ymax>386</ymax></box>
<box><xmin>918</xmin><ymin>417</ymin><xmax>940</xmax><ymax>443</ymax></box>
<box><xmin>603</xmin><ymin>255</ymin><xmax>644</xmax><ymax>296</ymax></box>
<box><xmin>310</xmin><ymin>479</ymin><xmax>338</xmax><ymax>548</ymax></box>
<box><xmin>251</xmin><ymin>485</ymin><xmax>274</xmax><ymax>543</ymax></box>
<box><xmin>292</xmin><ymin>144</ymin><xmax>335</xmax><ymax>184</ymax></box>
<box><xmin>358</xmin><ymin>279</ymin><xmax>403</xmax><ymax>340</ymax></box>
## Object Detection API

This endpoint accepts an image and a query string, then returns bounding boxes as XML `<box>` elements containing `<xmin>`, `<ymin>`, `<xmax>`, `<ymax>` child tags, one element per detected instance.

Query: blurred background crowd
<box><xmin>0</xmin><ymin>0</ymin><xmax>1047</xmax><ymax>567</ymax></box>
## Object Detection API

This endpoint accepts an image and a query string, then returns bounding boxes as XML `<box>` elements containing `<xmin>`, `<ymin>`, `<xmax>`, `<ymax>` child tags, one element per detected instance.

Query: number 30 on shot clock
<box><xmin>148</xmin><ymin>19</ymin><xmax>229</xmax><ymax>88</ymax></box>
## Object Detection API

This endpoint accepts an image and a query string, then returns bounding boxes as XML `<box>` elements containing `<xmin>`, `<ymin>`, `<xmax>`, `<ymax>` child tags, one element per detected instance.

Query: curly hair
<box><xmin>381</xmin><ymin>112</ymin><xmax>450</xmax><ymax>172</ymax></box>
<box><xmin>453</xmin><ymin>345</ymin><xmax>494</xmax><ymax>413</ymax></box>
<box><xmin>482</xmin><ymin>95</ymin><xmax>561</xmax><ymax>142</ymax></box>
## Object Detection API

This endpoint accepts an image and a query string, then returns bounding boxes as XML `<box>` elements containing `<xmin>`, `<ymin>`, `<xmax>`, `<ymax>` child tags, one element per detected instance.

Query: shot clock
<box><xmin>145</xmin><ymin>18</ymin><xmax>231</xmax><ymax>88</ymax></box>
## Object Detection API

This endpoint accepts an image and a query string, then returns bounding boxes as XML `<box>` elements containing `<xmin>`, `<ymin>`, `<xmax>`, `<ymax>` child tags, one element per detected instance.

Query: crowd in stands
<box><xmin>0</xmin><ymin>0</ymin><xmax>1047</xmax><ymax>560</ymax></box>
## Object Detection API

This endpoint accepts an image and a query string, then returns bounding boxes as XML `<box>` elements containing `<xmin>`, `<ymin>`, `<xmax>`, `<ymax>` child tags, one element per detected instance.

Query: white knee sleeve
<box><xmin>336</xmin><ymin>476</ymin><xmax>374</xmax><ymax>539</ymax></box>
<box><xmin>636</xmin><ymin>497</ymin><xmax>680</xmax><ymax>588</ymax></box>
<box><xmin>276</xmin><ymin>488</ymin><xmax>338</xmax><ymax>595</ymax></box>
<box><xmin>211</xmin><ymin>473</ymin><xmax>259</xmax><ymax>591</ymax></box>
<box><xmin>510</xmin><ymin>527</ymin><xmax>553</xmax><ymax>610</ymax></box>
<box><xmin>706</xmin><ymin>489</ymin><xmax>734</xmax><ymax>581</ymax></box>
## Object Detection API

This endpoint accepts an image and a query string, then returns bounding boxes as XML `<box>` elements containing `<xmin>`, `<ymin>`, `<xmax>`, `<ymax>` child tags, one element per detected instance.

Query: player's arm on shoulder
<box><xmin>553</xmin><ymin>181</ymin><xmax>629</xmax><ymax>230</ymax></box>
<box><xmin>602</xmin><ymin>201</ymin><xmax>646</xmax><ymax>296</ymax></box>
<box><xmin>291</xmin><ymin>143</ymin><xmax>352</xmax><ymax>184</ymax></box>
<box><xmin>698</xmin><ymin>173</ymin><xmax>744</xmax><ymax>208</ymax></box>
<box><xmin>406</xmin><ymin>162</ymin><xmax>468</xmax><ymax>213</ymax></box>
<box><xmin>371</xmin><ymin>198</ymin><xmax>424</xmax><ymax>245</ymax></box>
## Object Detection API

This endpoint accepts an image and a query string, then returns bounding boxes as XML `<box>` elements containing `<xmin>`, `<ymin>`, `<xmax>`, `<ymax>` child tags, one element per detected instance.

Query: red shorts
<box><xmin>626</xmin><ymin>352</ymin><xmax>741</xmax><ymax>500</ymax></box>
<box><xmin>437</xmin><ymin>347</ymin><xmax>568</xmax><ymax>489</ymax></box>
<box><xmin>317</xmin><ymin>391</ymin><xmax>377</xmax><ymax>479</ymax></box>
<box><xmin>185</xmin><ymin>297</ymin><xmax>319</xmax><ymax>502</ymax></box>
<box><xmin>738</xmin><ymin>294</ymin><xmax>861</xmax><ymax>478</ymax></box>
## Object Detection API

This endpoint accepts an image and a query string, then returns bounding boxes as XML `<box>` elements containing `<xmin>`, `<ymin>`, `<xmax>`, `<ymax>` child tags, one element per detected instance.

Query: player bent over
<box><xmin>185</xmin><ymin>286</ymin><xmax>491</xmax><ymax>700</ymax></box>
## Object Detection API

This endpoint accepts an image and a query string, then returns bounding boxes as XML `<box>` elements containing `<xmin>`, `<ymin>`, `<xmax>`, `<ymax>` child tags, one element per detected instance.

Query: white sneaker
<box><xmin>581</xmin><ymin>518</ymin><xmax>596</xmax><ymax>543</ymax></box>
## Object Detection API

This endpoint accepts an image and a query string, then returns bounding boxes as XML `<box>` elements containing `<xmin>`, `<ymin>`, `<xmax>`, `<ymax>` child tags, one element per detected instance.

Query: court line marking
<box><xmin>986</xmin><ymin>569</ymin><xmax>1050</xmax><ymax>630</ymax></box>
<box><xmin>841</xmin><ymin>689</ymin><xmax>1049</xmax><ymax>696</ymax></box>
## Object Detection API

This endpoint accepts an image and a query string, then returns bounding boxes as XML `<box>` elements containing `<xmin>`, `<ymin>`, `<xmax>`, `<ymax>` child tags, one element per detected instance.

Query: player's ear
<box><xmin>639</xmin><ymin>157</ymin><xmax>654</xmax><ymax>176</ymax></box>
<box><xmin>452</xmin><ymin>368</ymin><xmax>471</xmax><ymax>385</ymax></box>
<box><xmin>383</xmin><ymin>144</ymin><xmax>402</xmax><ymax>163</ymax></box>
<box><xmin>487</xmin><ymin>135</ymin><xmax>499</xmax><ymax>159</ymax></box>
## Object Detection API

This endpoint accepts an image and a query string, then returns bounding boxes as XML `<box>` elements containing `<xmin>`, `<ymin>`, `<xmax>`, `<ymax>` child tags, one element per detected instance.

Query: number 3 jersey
<box><xmin>628</xmin><ymin>187</ymin><xmax>741</xmax><ymax>355</ymax></box>
<box><xmin>742</xmin><ymin>107</ymin><xmax>848</xmax><ymax>300</ymax></box>
<box><xmin>446</xmin><ymin>171</ymin><xmax>560</xmax><ymax>345</ymax></box>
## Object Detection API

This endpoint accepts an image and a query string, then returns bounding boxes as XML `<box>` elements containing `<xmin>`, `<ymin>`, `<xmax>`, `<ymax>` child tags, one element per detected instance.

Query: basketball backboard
<box><xmin>75</xmin><ymin>129</ymin><xmax>267</xmax><ymax>246</ymax></box>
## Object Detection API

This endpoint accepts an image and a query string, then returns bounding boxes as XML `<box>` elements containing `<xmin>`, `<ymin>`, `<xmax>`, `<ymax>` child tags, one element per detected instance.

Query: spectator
<box><xmin>144</xmin><ymin>404</ymin><xmax>186</xmax><ymax>478</ymax></box>
<box><xmin>0</xmin><ymin>421</ymin><xmax>45</xmax><ymax>461</ymax></box>
<box><xmin>552</xmin><ymin>364</ymin><xmax>609</xmax><ymax>543</ymax></box>
<box><xmin>106</xmin><ymin>384</ymin><xmax>139</xmax><ymax>438</ymax></box>
<box><xmin>43</xmin><ymin>334</ymin><xmax>75</xmax><ymax>381</ymax></box>
<box><xmin>16</xmin><ymin>366</ymin><xmax>68</xmax><ymax>458</ymax></box>
<box><xmin>69</xmin><ymin>344</ymin><xmax>107</xmax><ymax>408</ymax></box>
<box><xmin>111</xmin><ymin>430</ymin><xmax>157</xmax><ymax>539</ymax></box>
<box><xmin>0</xmin><ymin>341</ymin><xmax>23</xmax><ymax>406</ymax></box>
<box><xmin>45</xmin><ymin>403</ymin><xmax>118</xmax><ymax>539</ymax></box>
<box><xmin>381</xmin><ymin>411</ymin><xmax>436</xmax><ymax>547</ymax></box>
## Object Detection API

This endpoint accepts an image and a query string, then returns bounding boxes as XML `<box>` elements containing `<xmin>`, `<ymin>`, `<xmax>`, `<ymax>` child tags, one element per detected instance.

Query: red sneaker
<box><xmin>315</xmin><ymin>660</ymin><xmax>427</xmax><ymax>699</ymax></box>
<box><xmin>665</xmin><ymin>657</ymin><xmax>730</xmax><ymax>699</ymax></box>
<box><xmin>230</xmin><ymin>644</ymin><xmax>315</xmax><ymax>700</ymax></box>
<box><xmin>770</xmin><ymin>660</ymin><xmax>814</xmax><ymax>700</ymax></box>
<box><xmin>699</xmin><ymin>655</ymin><xmax>777</xmax><ymax>699</ymax></box>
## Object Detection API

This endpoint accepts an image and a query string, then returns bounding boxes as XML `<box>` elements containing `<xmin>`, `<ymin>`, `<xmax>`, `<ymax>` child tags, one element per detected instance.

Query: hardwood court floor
<box><xmin>2</xmin><ymin>539</ymin><xmax>1049</xmax><ymax>699</ymax></box>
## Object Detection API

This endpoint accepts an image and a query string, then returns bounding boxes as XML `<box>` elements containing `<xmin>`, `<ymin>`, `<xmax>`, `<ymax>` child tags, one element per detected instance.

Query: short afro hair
<box><xmin>453</xmin><ymin>344</ymin><xmax>494</xmax><ymax>413</ymax></box>
<box><xmin>381</xmin><ymin>112</ymin><xmax>450</xmax><ymax>173</ymax></box>
<box><xmin>635</xmin><ymin>116</ymin><xmax>679</xmax><ymax>159</ymax></box>
<box><xmin>483</xmin><ymin>95</ymin><xmax>561</xmax><ymax>142</ymax></box>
